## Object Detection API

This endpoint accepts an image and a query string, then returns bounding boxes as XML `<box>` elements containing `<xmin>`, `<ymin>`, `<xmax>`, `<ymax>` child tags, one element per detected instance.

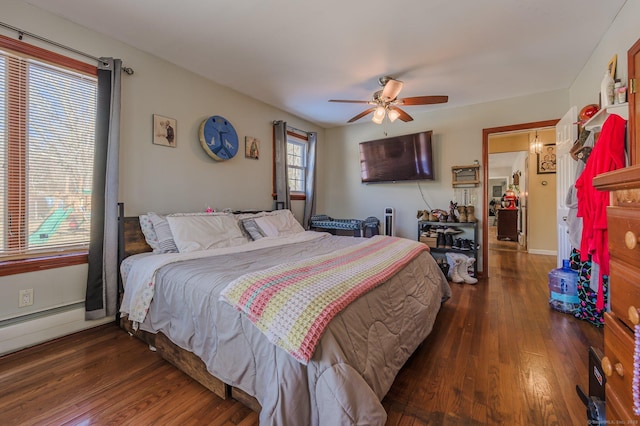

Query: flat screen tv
<box><xmin>359</xmin><ymin>130</ymin><xmax>434</xmax><ymax>183</ymax></box>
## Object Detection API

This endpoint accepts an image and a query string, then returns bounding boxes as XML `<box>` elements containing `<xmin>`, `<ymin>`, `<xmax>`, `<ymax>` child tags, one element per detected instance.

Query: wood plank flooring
<box><xmin>0</xmin><ymin>249</ymin><xmax>602</xmax><ymax>425</ymax></box>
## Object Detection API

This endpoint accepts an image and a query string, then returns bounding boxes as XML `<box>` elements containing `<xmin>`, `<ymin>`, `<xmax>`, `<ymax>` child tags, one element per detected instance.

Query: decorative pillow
<box><xmin>253</xmin><ymin>210</ymin><xmax>305</xmax><ymax>237</ymax></box>
<box><xmin>240</xmin><ymin>218</ymin><xmax>266</xmax><ymax>241</ymax></box>
<box><xmin>166</xmin><ymin>214</ymin><xmax>248</xmax><ymax>253</ymax></box>
<box><xmin>147</xmin><ymin>212</ymin><xmax>179</xmax><ymax>253</ymax></box>
<box><xmin>139</xmin><ymin>214</ymin><xmax>159</xmax><ymax>251</ymax></box>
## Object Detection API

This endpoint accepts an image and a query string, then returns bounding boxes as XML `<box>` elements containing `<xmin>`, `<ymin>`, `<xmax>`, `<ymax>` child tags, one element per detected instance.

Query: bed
<box><xmin>117</xmin><ymin>205</ymin><xmax>451</xmax><ymax>425</ymax></box>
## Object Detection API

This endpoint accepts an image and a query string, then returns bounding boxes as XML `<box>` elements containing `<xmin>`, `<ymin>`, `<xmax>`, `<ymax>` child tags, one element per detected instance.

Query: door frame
<box><xmin>481</xmin><ymin>119</ymin><xmax>559</xmax><ymax>276</ymax></box>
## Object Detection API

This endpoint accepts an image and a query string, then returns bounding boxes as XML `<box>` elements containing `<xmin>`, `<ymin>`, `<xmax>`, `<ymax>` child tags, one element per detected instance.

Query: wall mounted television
<box><xmin>359</xmin><ymin>130</ymin><xmax>434</xmax><ymax>183</ymax></box>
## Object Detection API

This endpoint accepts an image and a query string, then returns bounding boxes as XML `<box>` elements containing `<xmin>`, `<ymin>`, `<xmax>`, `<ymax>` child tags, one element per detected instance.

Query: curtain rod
<box><xmin>0</xmin><ymin>21</ymin><xmax>134</xmax><ymax>75</ymax></box>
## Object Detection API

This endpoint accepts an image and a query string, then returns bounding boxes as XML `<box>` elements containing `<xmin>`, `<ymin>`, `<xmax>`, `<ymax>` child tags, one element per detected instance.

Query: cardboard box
<box><xmin>419</xmin><ymin>236</ymin><xmax>437</xmax><ymax>248</ymax></box>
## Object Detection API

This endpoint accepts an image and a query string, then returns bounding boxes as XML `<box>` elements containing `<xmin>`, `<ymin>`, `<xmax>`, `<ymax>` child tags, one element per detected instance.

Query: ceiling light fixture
<box><xmin>387</xmin><ymin>108</ymin><xmax>400</xmax><ymax>123</ymax></box>
<box><xmin>530</xmin><ymin>131</ymin><xmax>543</xmax><ymax>155</ymax></box>
<box><xmin>372</xmin><ymin>105</ymin><xmax>386</xmax><ymax>124</ymax></box>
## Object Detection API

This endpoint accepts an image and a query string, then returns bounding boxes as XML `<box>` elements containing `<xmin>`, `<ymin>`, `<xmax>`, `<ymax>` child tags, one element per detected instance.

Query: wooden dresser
<box><xmin>593</xmin><ymin>164</ymin><xmax>640</xmax><ymax>421</ymax></box>
<box><xmin>496</xmin><ymin>208</ymin><xmax>518</xmax><ymax>241</ymax></box>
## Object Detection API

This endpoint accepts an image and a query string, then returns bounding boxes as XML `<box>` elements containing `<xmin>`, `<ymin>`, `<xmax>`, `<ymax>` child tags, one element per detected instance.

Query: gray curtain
<box><xmin>273</xmin><ymin>120</ymin><xmax>290</xmax><ymax>210</ymax></box>
<box><xmin>85</xmin><ymin>58</ymin><xmax>121</xmax><ymax>320</ymax></box>
<box><xmin>303</xmin><ymin>131</ymin><xmax>317</xmax><ymax>228</ymax></box>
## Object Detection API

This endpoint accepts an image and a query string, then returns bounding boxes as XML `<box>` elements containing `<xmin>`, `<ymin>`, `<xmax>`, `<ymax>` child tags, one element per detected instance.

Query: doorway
<box><xmin>481</xmin><ymin>119</ymin><xmax>559</xmax><ymax>276</ymax></box>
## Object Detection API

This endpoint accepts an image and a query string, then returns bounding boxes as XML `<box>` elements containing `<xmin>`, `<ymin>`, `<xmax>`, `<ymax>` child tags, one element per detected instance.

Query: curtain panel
<box><xmin>85</xmin><ymin>58</ymin><xmax>121</xmax><ymax>320</ymax></box>
<box><xmin>303</xmin><ymin>132</ymin><xmax>317</xmax><ymax>228</ymax></box>
<box><xmin>273</xmin><ymin>120</ymin><xmax>290</xmax><ymax>210</ymax></box>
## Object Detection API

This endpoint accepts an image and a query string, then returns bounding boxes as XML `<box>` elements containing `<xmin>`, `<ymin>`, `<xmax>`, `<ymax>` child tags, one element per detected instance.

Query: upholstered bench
<box><xmin>310</xmin><ymin>215</ymin><xmax>379</xmax><ymax>238</ymax></box>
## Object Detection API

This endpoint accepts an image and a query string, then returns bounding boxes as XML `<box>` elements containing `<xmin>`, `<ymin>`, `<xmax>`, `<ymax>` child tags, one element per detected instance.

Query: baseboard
<box><xmin>527</xmin><ymin>249</ymin><xmax>557</xmax><ymax>256</ymax></box>
<box><xmin>0</xmin><ymin>307</ymin><xmax>114</xmax><ymax>356</ymax></box>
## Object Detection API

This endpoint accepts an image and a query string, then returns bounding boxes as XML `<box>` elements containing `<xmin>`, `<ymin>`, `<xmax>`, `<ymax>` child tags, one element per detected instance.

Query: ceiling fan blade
<box><xmin>399</xmin><ymin>95</ymin><xmax>448</xmax><ymax>106</ymax></box>
<box><xmin>329</xmin><ymin>99</ymin><xmax>370</xmax><ymax>104</ymax></box>
<box><xmin>389</xmin><ymin>106</ymin><xmax>413</xmax><ymax>122</ymax></box>
<box><xmin>381</xmin><ymin>79</ymin><xmax>404</xmax><ymax>101</ymax></box>
<box><xmin>347</xmin><ymin>107</ymin><xmax>376</xmax><ymax>123</ymax></box>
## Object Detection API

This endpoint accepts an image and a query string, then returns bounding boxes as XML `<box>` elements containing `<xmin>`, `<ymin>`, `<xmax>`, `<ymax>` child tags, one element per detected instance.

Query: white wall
<box><xmin>319</xmin><ymin>90</ymin><xmax>569</xmax><ymax>266</ymax></box>
<box><xmin>569</xmin><ymin>1</ymin><xmax>640</xmax><ymax>110</ymax></box>
<box><xmin>0</xmin><ymin>0</ymin><xmax>322</xmax><ymax>354</ymax></box>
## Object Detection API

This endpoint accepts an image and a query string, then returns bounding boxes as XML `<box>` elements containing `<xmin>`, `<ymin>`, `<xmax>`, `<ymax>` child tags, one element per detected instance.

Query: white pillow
<box><xmin>139</xmin><ymin>214</ymin><xmax>159</xmax><ymax>251</ymax></box>
<box><xmin>147</xmin><ymin>212</ymin><xmax>179</xmax><ymax>253</ymax></box>
<box><xmin>166</xmin><ymin>214</ymin><xmax>248</xmax><ymax>253</ymax></box>
<box><xmin>253</xmin><ymin>210</ymin><xmax>305</xmax><ymax>237</ymax></box>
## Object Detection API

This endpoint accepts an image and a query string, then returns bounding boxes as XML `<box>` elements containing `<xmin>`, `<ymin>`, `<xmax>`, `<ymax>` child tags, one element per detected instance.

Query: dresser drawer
<box><xmin>606</xmin><ymin>382</ymin><xmax>637</xmax><ymax>422</ymax></box>
<box><xmin>607</xmin><ymin>206</ymin><xmax>640</xmax><ymax>266</ymax></box>
<box><xmin>603</xmin><ymin>312</ymin><xmax>635</xmax><ymax>411</ymax></box>
<box><xmin>610</xmin><ymin>259</ymin><xmax>640</xmax><ymax>332</ymax></box>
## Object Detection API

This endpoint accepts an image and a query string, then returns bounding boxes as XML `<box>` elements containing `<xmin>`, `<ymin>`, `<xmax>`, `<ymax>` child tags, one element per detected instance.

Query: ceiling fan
<box><xmin>329</xmin><ymin>76</ymin><xmax>448</xmax><ymax>124</ymax></box>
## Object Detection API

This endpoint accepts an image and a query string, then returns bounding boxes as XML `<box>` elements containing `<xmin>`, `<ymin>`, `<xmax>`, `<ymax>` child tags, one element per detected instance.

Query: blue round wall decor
<box><xmin>199</xmin><ymin>115</ymin><xmax>239</xmax><ymax>161</ymax></box>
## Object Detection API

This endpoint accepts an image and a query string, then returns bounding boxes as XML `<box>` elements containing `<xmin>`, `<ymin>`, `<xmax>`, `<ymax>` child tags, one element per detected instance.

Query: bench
<box><xmin>310</xmin><ymin>215</ymin><xmax>380</xmax><ymax>238</ymax></box>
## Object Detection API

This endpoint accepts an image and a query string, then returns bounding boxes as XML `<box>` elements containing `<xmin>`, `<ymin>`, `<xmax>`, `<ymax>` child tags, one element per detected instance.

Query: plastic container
<box><xmin>548</xmin><ymin>259</ymin><xmax>579</xmax><ymax>314</ymax></box>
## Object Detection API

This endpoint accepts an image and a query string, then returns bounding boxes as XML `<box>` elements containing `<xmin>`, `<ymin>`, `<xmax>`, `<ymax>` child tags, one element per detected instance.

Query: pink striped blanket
<box><xmin>219</xmin><ymin>235</ymin><xmax>429</xmax><ymax>364</ymax></box>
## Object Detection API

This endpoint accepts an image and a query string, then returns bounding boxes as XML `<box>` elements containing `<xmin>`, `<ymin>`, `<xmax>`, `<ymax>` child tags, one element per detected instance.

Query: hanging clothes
<box><xmin>566</xmin><ymin>130</ymin><xmax>595</xmax><ymax>250</ymax></box>
<box><xmin>575</xmin><ymin>114</ymin><xmax>626</xmax><ymax>311</ymax></box>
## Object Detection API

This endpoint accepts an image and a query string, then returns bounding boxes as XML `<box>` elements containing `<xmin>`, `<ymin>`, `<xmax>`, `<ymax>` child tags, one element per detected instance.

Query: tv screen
<box><xmin>359</xmin><ymin>130</ymin><xmax>434</xmax><ymax>183</ymax></box>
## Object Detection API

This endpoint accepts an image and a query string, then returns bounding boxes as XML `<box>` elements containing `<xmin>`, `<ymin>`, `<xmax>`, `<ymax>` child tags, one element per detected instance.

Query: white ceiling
<box><xmin>23</xmin><ymin>0</ymin><xmax>627</xmax><ymax>128</ymax></box>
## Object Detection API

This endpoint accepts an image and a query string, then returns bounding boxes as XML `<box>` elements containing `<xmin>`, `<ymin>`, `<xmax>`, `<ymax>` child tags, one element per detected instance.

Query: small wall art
<box><xmin>537</xmin><ymin>144</ymin><xmax>556</xmax><ymax>174</ymax></box>
<box><xmin>245</xmin><ymin>136</ymin><xmax>260</xmax><ymax>160</ymax></box>
<box><xmin>153</xmin><ymin>114</ymin><xmax>176</xmax><ymax>147</ymax></box>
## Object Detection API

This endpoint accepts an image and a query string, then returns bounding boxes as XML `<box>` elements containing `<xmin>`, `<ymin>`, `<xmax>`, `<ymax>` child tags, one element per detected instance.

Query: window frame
<box><xmin>272</xmin><ymin>130</ymin><xmax>309</xmax><ymax>201</ymax></box>
<box><xmin>286</xmin><ymin>133</ymin><xmax>308</xmax><ymax>199</ymax></box>
<box><xmin>0</xmin><ymin>34</ymin><xmax>96</xmax><ymax>276</ymax></box>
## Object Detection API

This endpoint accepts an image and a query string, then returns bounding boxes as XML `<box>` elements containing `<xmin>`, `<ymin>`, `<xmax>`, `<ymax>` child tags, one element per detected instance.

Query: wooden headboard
<box><xmin>117</xmin><ymin>203</ymin><xmax>151</xmax><ymax>267</ymax></box>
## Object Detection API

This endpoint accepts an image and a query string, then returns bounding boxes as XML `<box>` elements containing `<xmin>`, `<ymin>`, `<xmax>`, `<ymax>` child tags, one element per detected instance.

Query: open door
<box><xmin>555</xmin><ymin>107</ymin><xmax>578</xmax><ymax>267</ymax></box>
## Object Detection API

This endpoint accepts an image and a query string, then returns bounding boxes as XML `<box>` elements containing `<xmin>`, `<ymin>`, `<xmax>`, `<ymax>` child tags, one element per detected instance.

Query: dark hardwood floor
<box><xmin>0</xmin><ymin>248</ymin><xmax>602</xmax><ymax>425</ymax></box>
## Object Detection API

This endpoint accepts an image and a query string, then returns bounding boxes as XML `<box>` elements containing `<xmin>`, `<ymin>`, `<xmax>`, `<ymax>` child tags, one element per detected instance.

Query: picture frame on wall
<box><xmin>153</xmin><ymin>114</ymin><xmax>176</xmax><ymax>147</ymax></box>
<box><xmin>537</xmin><ymin>144</ymin><xmax>556</xmax><ymax>174</ymax></box>
<box><xmin>245</xmin><ymin>136</ymin><xmax>260</xmax><ymax>160</ymax></box>
<box><xmin>608</xmin><ymin>54</ymin><xmax>617</xmax><ymax>79</ymax></box>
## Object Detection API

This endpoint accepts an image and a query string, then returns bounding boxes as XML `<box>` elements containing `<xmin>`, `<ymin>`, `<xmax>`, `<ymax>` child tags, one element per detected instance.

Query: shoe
<box><xmin>449</xmin><ymin>252</ymin><xmax>478</xmax><ymax>284</ymax></box>
<box><xmin>466</xmin><ymin>206</ymin><xmax>477</xmax><ymax>222</ymax></box>
<box><xmin>457</xmin><ymin>255</ymin><xmax>478</xmax><ymax>284</ymax></box>
<box><xmin>452</xmin><ymin>238</ymin><xmax>462</xmax><ymax>250</ymax></box>
<box><xmin>457</xmin><ymin>206</ymin><xmax>467</xmax><ymax>222</ymax></box>
<box><xmin>444</xmin><ymin>234</ymin><xmax>453</xmax><ymax>249</ymax></box>
<box><xmin>444</xmin><ymin>227</ymin><xmax>463</xmax><ymax>234</ymax></box>
<box><xmin>445</xmin><ymin>252</ymin><xmax>464</xmax><ymax>283</ymax></box>
<box><xmin>437</xmin><ymin>233</ymin><xmax>445</xmax><ymax>248</ymax></box>
<box><xmin>461</xmin><ymin>239</ymin><xmax>472</xmax><ymax>251</ymax></box>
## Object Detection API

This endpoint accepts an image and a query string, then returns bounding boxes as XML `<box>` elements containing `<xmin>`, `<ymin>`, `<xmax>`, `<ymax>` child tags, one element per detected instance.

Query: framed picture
<box><xmin>492</xmin><ymin>185</ymin><xmax>503</xmax><ymax>198</ymax></box>
<box><xmin>245</xmin><ymin>136</ymin><xmax>260</xmax><ymax>160</ymax></box>
<box><xmin>537</xmin><ymin>144</ymin><xmax>556</xmax><ymax>174</ymax></box>
<box><xmin>608</xmin><ymin>54</ymin><xmax>617</xmax><ymax>79</ymax></box>
<box><xmin>153</xmin><ymin>114</ymin><xmax>176</xmax><ymax>147</ymax></box>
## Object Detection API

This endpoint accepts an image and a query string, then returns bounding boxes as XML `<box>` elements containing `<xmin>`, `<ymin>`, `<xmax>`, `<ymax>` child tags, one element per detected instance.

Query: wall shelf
<box><xmin>584</xmin><ymin>102</ymin><xmax>628</xmax><ymax>131</ymax></box>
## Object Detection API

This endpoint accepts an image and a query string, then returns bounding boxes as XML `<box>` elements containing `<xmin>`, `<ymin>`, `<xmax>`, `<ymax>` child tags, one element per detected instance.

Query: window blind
<box><xmin>0</xmin><ymin>50</ymin><xmax>97</xmax><ymax>258</ymax></box>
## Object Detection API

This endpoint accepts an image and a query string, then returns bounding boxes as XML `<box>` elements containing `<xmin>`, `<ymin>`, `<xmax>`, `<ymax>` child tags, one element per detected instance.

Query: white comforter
<box><xmin>120</xmin><ymin>233</ymin><xmax>450</xmax><ymax>425</ymax></box>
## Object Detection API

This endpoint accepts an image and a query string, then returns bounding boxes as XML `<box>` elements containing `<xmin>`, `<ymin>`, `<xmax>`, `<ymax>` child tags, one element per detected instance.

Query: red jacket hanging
<box><xmin>575</xmin><ymin>113</ymin><xmax>626</xmax><ymax>311</ymax></box>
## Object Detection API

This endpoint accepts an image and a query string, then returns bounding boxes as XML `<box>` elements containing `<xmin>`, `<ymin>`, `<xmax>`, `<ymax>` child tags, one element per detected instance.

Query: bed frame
<box><xmin>116</xmin><ymin>203</ymin><xmax>260</xmax><ymax>411</ymax></box>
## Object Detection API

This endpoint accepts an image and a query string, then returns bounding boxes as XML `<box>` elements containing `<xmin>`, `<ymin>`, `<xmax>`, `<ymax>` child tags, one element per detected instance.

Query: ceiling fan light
<box><xmin>372</xmin><ymin>105</ymin><xmax>386</xmax><ymax>124</ymax></box>
<box><xmin>387</xmin><ymin>109</ymin><xmax>400</xmax><ymax>122</ymax></box>
<box><xmin>372</xmin><ymin>113</ymin><xmax>384</xmax><ymax>124</ymax></box>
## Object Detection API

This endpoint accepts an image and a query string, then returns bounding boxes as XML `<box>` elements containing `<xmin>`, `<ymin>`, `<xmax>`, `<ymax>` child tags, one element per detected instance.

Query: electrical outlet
<box><xmin>19</xmin><ymin>289</ymin><xmax>33</xmax><ymax>307</ymax></box>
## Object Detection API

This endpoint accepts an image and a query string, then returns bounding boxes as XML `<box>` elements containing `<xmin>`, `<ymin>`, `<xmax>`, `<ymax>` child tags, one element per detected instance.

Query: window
<box><xmin>287</xmin><ymin>133</ymin><xmax>308</xmax><ymax>194</ymax></box>
<box><xmin>0</xmin><ymin>36</ymin><xmax>97</xmax><ymax>272</ymax></box>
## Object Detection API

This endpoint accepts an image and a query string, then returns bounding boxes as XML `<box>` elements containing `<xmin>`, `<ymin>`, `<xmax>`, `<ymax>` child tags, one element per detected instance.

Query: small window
<box><xmin>287</xmin><ymin>134</ymin><xmax>308</xmax><ymax>194</ymax></box>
